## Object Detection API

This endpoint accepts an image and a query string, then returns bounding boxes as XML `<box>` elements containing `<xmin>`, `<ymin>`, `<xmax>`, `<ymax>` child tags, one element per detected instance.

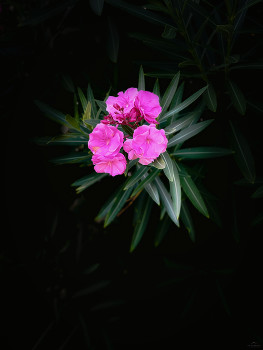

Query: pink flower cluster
<box><xmin>88</xmin><ymin>88</ymin><xmax>167</xmax><ymax>176</ymax></box>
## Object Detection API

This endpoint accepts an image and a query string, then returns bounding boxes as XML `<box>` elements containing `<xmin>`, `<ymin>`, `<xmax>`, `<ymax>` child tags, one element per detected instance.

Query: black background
<box><xmin>2</xmin><ymin>1</ymin><xmax>263</xmax><ymax>349</ymax></box>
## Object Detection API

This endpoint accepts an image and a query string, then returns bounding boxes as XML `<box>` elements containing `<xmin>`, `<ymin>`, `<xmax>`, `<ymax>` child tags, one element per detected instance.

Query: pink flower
<box><xmin>134</xmin><ymin>90</ymin><xmax>162</xmax><ymax>124</ymax></box>
<box><xmin>92</xmin><ymin>153</ymin><xmax>127</xmax><ymax>176</ymax></box>
<box><xmin>106</xmin><ymin>88</ymin><xmax>138</xmax><ymax>123</ymax></box>
<box><xmin>123</xmin><ymin>124</ymin><xmax>168</xmax><ymax>165</ymax></box>
<box><xmin>88</xmin><ymin>123</ymin><xmax>124</xmax><ymax>156</ymax></box>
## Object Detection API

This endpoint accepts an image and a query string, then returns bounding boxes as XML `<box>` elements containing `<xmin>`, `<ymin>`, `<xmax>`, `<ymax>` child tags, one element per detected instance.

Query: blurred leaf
<box><xmin>124</xmin><ymin>166</ymin><xmax>149</xmax><ymax>190</ymax></box>
<box><xmin>160</xmin><ymin>71</ymin><xmax>180</xmax><ymax>114</ymax></box>
<box><xmin>104</xmin><ymin>186</ymin><xmax>134</xmax><ymax>227</ymax></box>
<box><xmin>73</xmin><ymin>280</ymin><xmax>110</xmax><ymax>298</ymax></box>
<box><xmin>107</xmin><ymin>16</ymin><xmax>119</xmax><ymax>63</ymax></box>
<box><xmin>83</xmin><ymin>102</ymin><xmax>92</xmax><ymax>127</ymax></box>
<box><xmin>155</xmin><ymin>177</ymin><xmax>179</xmax><ymax>226</ymax></box>
<box><xmin>89</xmin><ymin>0</ymin><xmax>104</xmax><ymax>15</ymax></box>
<box><xmin>138</xmin><ymin>65</ymin><xmax>145</xmax><ymax>91</ymax></box>
<box><xmin>251</xmin><ymin>185</ymin><xmax>263</xmax><ymax>198</ymax></box>
<box><xmin>172</xmin><ymin>147</ymin><xmax>234</xmax><ymax>159</ymax></box>
<box><xmin>170</xmin><ymin>159</ymin><xmax>181</xmax><ymax>219</ymax></box>
<box><xmin>179</xmin><ymin>166</ymin><xmax>209</xmax><ymax>218</ymax></box>
<box><xmin>83</xmin><ymin>263</ymin><xmax>100</xmax><ymax>274</ymax></box>
<box><xmin>159</xmin><ymin>86</ymin><xmax>207</xmax><ymax>122</ymax></box>
<box><xmin>95</xmin><ymin>185</ymin><xmax>124</xmax><ymax>222</ymax></box>
<box><xmin>215</xmin><ymin>279</ymin><xmax>231</xmax><ymax>316</ymax></box>
<box><xmin>121</xmin><ymin>125</ymin><xmax>134</xmax><ymax>137</ymax></box>
<box><xmin>51</xmin><ymin>152</ymin><xmax>91</xmax><ymax>164</ymax></box>
<box><xmin>251</xmin><ymin>212</ymin><xmax>263</xmax><ymax>227</ymax></box>
<box><xmin>204</xmin><ymin>83</ymin><xmax>217</xmax><ymax>112</ymax></box>
<box><xmin>83</xmin><ymin>118</ymin><xmax>101</xmax><ymax>128</ymax></box>
<box><xmin>105</xmin><ymin>0</ymin><xmax>175</xmax><ymax>27</ymax></box>
<box><xmin>35</xmin><ymin>133</ymin><xmax>89</xmax><ymax>146</ymax></box>
<box><xmin>230</xmin><ymin>62</ymin><xmax>263</xmax><ymax>70</ymax></box>
<box><xmin>150</xmin><ymin>155</ymin><xmax>166</xmax><ymax>169</ymax></box>
<box><xmin>66</xmin><ymin>114</ymin><xmax>81</xmax><ymax>132</ymax></box>
<box><xmin>125</xmin><ymin>159</ymin><xmax>138</xmax><ymax>176</ymax></box>
<box><xmin>162</xmin><ymin>24</ymin><xmax>177</xmax><ymax>39</ymax></box>
<box><xmin>130</xmin><ymin>195</ymin><xmax>153</xmax><ymax>252</ymax></box>
<box><xmin>161</xmin><ymin>151</ymin><xmax>174</xmax><ymax>182</ymax></box>
<box><xmin>78</xmin><ymin>87</ymin><xmax>88</xmax><ymax>112</ymax></box>
<box><xmin>167</xmin><ymin>120</ymin><xmax>214</xmax><ymax>148</ymax></box>
<box><xmin>87</xmin><ymin>84</ymin><xmax>97</xmax><ymax>118</ymax></box>
<box><xmin>229</xmin><ymin>121</ymin><xmax>256</xmax><ymax>183</ymax></box>
<box><xmin>72</xmin><ymin>173</ymin><xmax>108</xmax><ymax>194</ymax></box>
<box><xmin>95</xmin><ymin>99</ymin><xmax>107</xmax><ymax>113</ymax></box>
<box><xmin>35</xmin><ymin>100</ymin><xmax>71</xmax><ymax>128</ymax></box>
<box><xmin>154</xmin><ymin>214</ymin><xmax>171</xmax><ymax>247</ymax></box>
<box><xmin>226</xmin><ymin>80</ymin><xmax>246</xmax><ymax>115</ymax></box>
<box><xmin>61</xmin><ymin>74</ymin><xmax>75</xmax><ymax>93</ymax></box>
<box><xmin>180</xmin><ymin>200</ymin><xmax>195</xmax><ymax>242</ymax></box>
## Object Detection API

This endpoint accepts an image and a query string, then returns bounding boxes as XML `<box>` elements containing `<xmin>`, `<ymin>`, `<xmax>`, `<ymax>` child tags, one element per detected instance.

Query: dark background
<box><xmin>2</xmin><ymin>1</ymin><xmax>263</xmax><ymax>349</ymax></box>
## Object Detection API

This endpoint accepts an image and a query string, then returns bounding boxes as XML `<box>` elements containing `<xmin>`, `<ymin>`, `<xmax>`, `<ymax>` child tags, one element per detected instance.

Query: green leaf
<box><xmin>159</xmin><ymin>86</ymin><xmax>207</xmax><ymax>122</ymax></box>
<box><xmin>35</xmin><ymin>133</ymin><xmax>89</xmax><ymax>146</ymax></box>
<box><xmin>51</xmin><ymin>152</ymin><xmax>91</xmax><ymax>165</ymax></box>
<box><xmin>107</xmin><ymin>16</ymin><xmax>119</xmax><ymax>63</ymax></box>
<box><xmin>78</xmin><ymin>87</ymin><xmax>88</xmax><ymax>112</ymax></box>
<box><xmin>125</xmin><ymin>159</ymin><xmax>138</xmax><ymax>176</ymax></box>
<box><xmin>131</xmin><ymin>168</ymin><xmax>160</xmax><ymax>198</ymax></box>
<box><xmin>167</xmin><ymin>120</ymin><xmax>214</xmax><ymax>148</ymax></box>
<box><xmin>89</xmin><ymin>0</ymin><xmax>104</xmax><ymax>15</ymax></box>
<box><xmin>104</xmin><ymin>186</ymin><xmax>134</xmax><ymax>227</ymax></box>
<box><xmin>161</xmin><ymin>151</ymin><xmax>174</xmax><ymax>182</ymax></box>
<box><xmin>179</xmin><ymin>167</ymin><xmax>209</xmax><ymax>218</ymax></box>
<box><xmin>35</xmin><ymin>100</ymin><xmax>71</xmax><ymax>128</ymax></box>
<box><xmin>251</xmin><ymin>185</ymin><xmax>263</xmax><ymax>198</ymax></box>
<box><xmin>61</xmin><ymin>74</ymin><xmax>75</xmax><ymax>93</ymax></box>
<box><xmin>83</xmin><ymin>119</ymin><xmax>101</xmax><ymax>128</ymax></box>
<box><xmin>155</xmin><ymin>177</ymin><xmax>179</xmax><ymax>226</ymax></box>
<box><xmin>160</xmin><ymin>71</ymin><xmax>180</xmax><ymax>114</ymax></box>
<box><xmin>144</xmin><ymin>181</ymin><xmax>160</xmax><ymax>205</ymax></box>
<box><xmin>87</xmin><ymin>84</ymin><xmax>97</xmax><ymax>118</ymax></box>
<box><xmin>73</xmin><ymin>280</ymin><xmax>110</xmax><ymax>298</ymax></box>
<box><xmin>95</xmin><ymin>99</ymin><xmax>107</xmax><ymax>113</ymax></box>
<box><xmin>180</xmin><ymin>200</ymin><xmax>195</xmax><ymax>242</ymax></box>
<box><xmin>172</xmin><ymin>147</ymin><xmax>234</xmax><ymax>159</ymax></box>
<box><xmin>229</xmin><ymin>121</ymin><xmax>255</xmax><ymax>183</ymax></box>
<box><xmin>83</xmin><ymin>101</ymin><xmax>92</xmax><ymax>126</ymax></box>
<box><xmin>124</xmin><ymin>166</ymin><xmax>149</xmax><ymax>190</ymax></box>
<box><xmin>164</xmin><ymin>112</ymin><xmax>198</xmax><ymax>135</ymax></box>
<box><xmin>204</xmin><ymin>83</ymin><xmax>217</xmax><ymax>112</ymax></box>
<box><xmin>95</xmin><ymin>186</ymin><xmax>123</xmax><ymax>222</ymax></box>
<box><xmin>169</xmin><ymin>160</ymin><xmax>181</xmax><ymax>219</ymax></box>
<box><xmin>150</xmin><ymin>155</ymin><xmax>166</xmax><ymax>169</ymax></box>
<box><xmin>162</xmin><ymin>24</ymin><xmax>177</xmax><ymax>39</ymax></box>
<box><xmin>130</xmin><ymin>195</ymin><xmax>153</xmax><ymax>252</ymax></box>
<box><xmin>121</xmin><ymin>125</ymin><xmax>134</xmax><ymax>137</ymax></box>
<box><xmin>153</xmin><ymin>78</ymin><xmax>160</xmax><ymax>97</ymax></box>
<box><xmin>226</xmin><ymin>80</ymin><xmax>246</xmax><ymax>115</ymax></box>
<box><xmin>72</xmin><ymin>173</ymin><xmax>108</xmax><ymax>194</ymax></box>
<box><xmin>138</xmin><ymin>65</ymin><xmax>145</xmax><ymax>91</ymax></box>
<box><xmin>105</xmin><ymin>0</ymin><xmax>175</xmax><ymax>27</ymax></box>
<box><xmin>154</xmin><ymin>214</ymin><xmax>171</xmax><ymax>247</ymax></box>
<box><xmin>66</xmin><ymin>114</ymin><xmax>81</xmax><ymax>132</ymax></box>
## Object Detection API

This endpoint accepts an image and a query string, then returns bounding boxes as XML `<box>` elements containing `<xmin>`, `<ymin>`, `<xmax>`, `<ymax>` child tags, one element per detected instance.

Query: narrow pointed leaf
<box><xmin>179</xmin><ymin>169</ymin><xmax>209</xmax><ymax>218</ymax></box>
<box><xmin>251</xmin><ymin>185</ymin><xmax>263</xmax><ymax>198</ymax></box>
<box><xmin>83</xmin><ymin>119</ymin><xmax>101</xmax><ymax>128</ymax></box>
<box><xmin>35</xmin><ymin>133</ymin><xmax>88</xmax><ymax>146</ymax></box>
<box><xmin>131</xmin><ymin>168</ymin><xmax>160</xmax><ymax>198</ymax></box>
<box><xmin>172</xmin><ymin>147</ymin><xmax>234</xmax><ymax>159</ymax></box>
<box><xmin>130</xmin><ymin>195</ymin><xmax>153</xmax><ymax>252</ymax></box>
<box><xmin>227</xmin><ymin>80</ymin><xmax>246</xmax><ymax>115</ymax></box>
<box><xmin>87</xmin><ymin>84</ymin><xmax>97</xmax><ymax>118</ymax></box>
<box><xmin>160</xmin><ymin>71</ymin><xmax>180</xmax><ymax>114</ymax></box>
<box><xmin>154</xmin><ymin>214</ymin><xmax>171</xmax><ymax>247</ymax></box>
<box><xmin>83</xmin><ymin>101</ymin><xmax>92</xmax><ymax>125</ymax></box>
<box><xmin>164</xmin><ymin>112</ymin><xmax>198</xmax><ymax>135</ymax></box>
<box><xmin>229</xmin><ymin>121</ymin><xmax>255</xmax><ymax>183</ymax></box>
<box><xmin>153</xmin><ymin>79</ymin><xmax>160</xmax><ymax>97</ymax></box>
<box><xmin>89</xmin><ymin>0</ymin><xmax>104</xmax><ymax>15</ymax></box>
<box><xmin>95</xmin><ymin>99</ymin><xmax>107</xmax><ymax>113</ymax></box>
<box><xmin>145</xmin><ymin>182</ymin><xmax>160</xmax><ymax>205</ymax></box>
<box><xmin>65</xmin><ymin>114</ymin><xmax>81</xmax><ymax>132</ymax></box>
<box><xmin>72</xmin><ymin>173</ymin><xmax>108</xmax><ymax>194</ymax></box>
<box><xmin>180</xmin><ymin>200</ymin><xmax>195</xmax><ymax>242</ymax></box>
<box><xmin>78</xmin><ymin>87</ymin><xmax>88</xmax><ymax>112</ymax></box>
<box><xmin>51</xmin><ymin>152</ymin><xmax>91</xmax><ymax>165</ymax></box>
<box><xmin>167</xmin><ymin>120</ymin><xmax>214</xmax><ymax>148</ymax></box>
<box><xmin>35</xmin><ymin>100</ymin><xmax>71</xmax><ymax>128</ymax></box>
<box><xmin>104</xmin><ymin>186</ymin><xmax>134</xmax><ymax>227</ymax></box>
<box><xmin>155</xmin><ymin>177</ymin><xmax>179</xmax><ymax>226</ymax></box>
<box><xmin>159</xmin><ymin>86</ymin><xmax>207</xmax><ymax>122</ymax></box>
<box><xmin>161</xmin><ymin>152</ymin><xmax>174</xmax><ymax>182</ymax></box>
<box><xmin>170</xmin><ymin>160</ymin><xmax>181</xmax><ymax>219</ymax></box>
<box><xmin>204</xmin><ymin>83</ymin><xmax>217</xmax><ymax>112</ymax></box>
<box><xmin>138</xmin><ymin>65</ymin><xmax>145</xmax><ymax>91</ymax></box>
<box><xmin>150</xmin><ymin>155</ymin><xmax>166</xmax><ymax>169</ymax></box>
<box><xmin>61</xmin><ymin>74</ymin><xmax>75</xmax><ymax>93</ymax></box>
<box><xmin>124</xmin><ymin>166</ymin><xmax>149</xmax><ymax>190</ymax></box>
